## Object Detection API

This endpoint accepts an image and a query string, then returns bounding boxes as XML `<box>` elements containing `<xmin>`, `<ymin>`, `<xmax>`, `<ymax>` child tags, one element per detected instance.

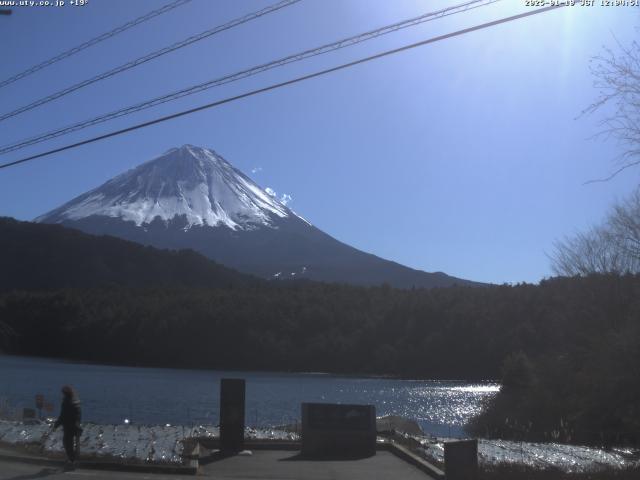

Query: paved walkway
<box><xmin>0</xmin><ymin>451</ymin><xmax>433</xmax><ymax>480</ymax></box>
<box><xmin>200</xmin><ymin>450</ymin><xmax>432</xmax><ymax>479</ymax></box>
<box><xmin>0</xmin><ymin>460</ymin><xmax>178</xmax><ymax>480</ymax></box>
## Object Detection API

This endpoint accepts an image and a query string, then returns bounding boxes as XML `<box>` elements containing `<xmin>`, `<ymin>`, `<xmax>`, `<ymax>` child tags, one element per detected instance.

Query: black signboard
<box><xmin>307</xmin><ymin>403</ymin><xmax>373</xmax><ymax>431</ymax></box>
<box><xmin>445</xmin><ymin>439</ymin><xmax>478</xmax><ymax>480</ymax></box>
<box><xmin>219</xmin><ymin>378</ymin><xmax>245</xmax><ymax>451</ymax></box>
<box><xmin>301</xmin><ymin>403</ymin><xmax>376</xmax><ymax>458</ymax></box>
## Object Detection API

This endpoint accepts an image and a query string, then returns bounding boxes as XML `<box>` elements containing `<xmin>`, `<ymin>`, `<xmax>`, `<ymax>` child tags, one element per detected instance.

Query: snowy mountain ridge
<box><xmin>36</xmin><ymin>144</ymin><xmax>478</xmax><ymax>288</ymax></box>
<box><xmin>37</xmin><ymin>145</ymin><xmax>302</xmax><ymax>231</ymax></box>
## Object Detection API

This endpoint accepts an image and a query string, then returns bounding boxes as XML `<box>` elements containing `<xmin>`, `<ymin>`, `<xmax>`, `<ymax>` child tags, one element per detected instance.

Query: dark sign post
<box><xmin>35</xmin><ymin>394</ymin><xmax>44</xmax><ymax>419</ymax></box>
<box><xmin>301</xmin><ymin>403</ymin><xmax>376</xmax><ymax>458</ymax></box>
<box><xmin>219</xmin><ymin>378</ymin><xmax>245</xmax><ymax>452</ymax></box>
<box><xmin>444</xmin><ymin>439</ymin><xmax>478</xmax><ymax>480</ymax></box>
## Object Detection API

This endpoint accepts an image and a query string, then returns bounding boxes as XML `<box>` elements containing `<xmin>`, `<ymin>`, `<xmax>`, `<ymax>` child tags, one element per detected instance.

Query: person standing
<box><xmin>53</xmin><ymin>385</ymin><xmax>82</xmax><ymax>468</ymax></box>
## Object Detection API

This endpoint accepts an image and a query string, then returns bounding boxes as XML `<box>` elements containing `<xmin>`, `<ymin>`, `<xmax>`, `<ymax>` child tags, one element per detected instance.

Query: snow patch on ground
<box><xmin>3</xmin><ymin>419</ymin><xmax>635</xmax><ymax>472</ymax></box>
<box><xmin>0</xmin><ymin>421</ymin><xmax>298</xmax><ymax>465</ymax></box>
<box><xmin>416</xmin><ymin>436</ymin><xmax>640</xmax><ymax>473</ymax></box>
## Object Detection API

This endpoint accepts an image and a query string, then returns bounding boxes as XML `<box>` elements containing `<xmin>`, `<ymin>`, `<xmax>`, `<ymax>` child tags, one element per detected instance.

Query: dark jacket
<box><xmin>54</xmin><ymin>398</ymin><xmax>82</xmax><ymax>433</ymax></box>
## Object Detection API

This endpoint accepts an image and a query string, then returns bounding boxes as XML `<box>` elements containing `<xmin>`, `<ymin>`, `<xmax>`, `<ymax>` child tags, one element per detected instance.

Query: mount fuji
<box><xmin>37</xmin><ymin>145</ymin><xmax>474</xmax><ymax>288</ymax></box>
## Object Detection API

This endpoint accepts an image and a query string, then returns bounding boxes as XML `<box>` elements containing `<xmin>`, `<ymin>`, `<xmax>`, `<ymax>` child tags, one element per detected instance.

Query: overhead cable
<box><xmin>0</xmin><ymin>0</ymin><xmax>192</xmax><ymax>89</ymax></box>
<box><xmin>0</xmin><ymin>0</ymin><xmax>302</xmax><ymax>122</ymax></box>
<box><xmin>0</xmin><ymin>0</ymin><xmax>499</xmax><ymax>154</ymax></box>
<box><xmin>0</xmin><ymin>4</ymin><xmax>566</xmax><ymax>171</ymax></box>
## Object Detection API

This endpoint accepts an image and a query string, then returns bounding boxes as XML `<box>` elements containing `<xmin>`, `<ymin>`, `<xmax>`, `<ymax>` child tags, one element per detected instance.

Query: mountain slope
<box><xmin>38</xmin><ymin>145</ymin><xmax>292</xmax><ymax>230</ymax></box>
<box><xmin>0</xmin><ymin>217</ymin><xmax>258</xmax><ymax>292</ymax></box>
<box><xmin>37</xmin><ymin>145</ymin><xmax>476</xmax><ymax>288</ymax></box>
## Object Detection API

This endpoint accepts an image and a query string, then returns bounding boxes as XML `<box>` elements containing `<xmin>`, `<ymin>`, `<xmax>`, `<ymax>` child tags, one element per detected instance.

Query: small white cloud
<box><xmin>251</xmin><ymin>167</ymin><xmax>262</xmax><ymax>174</ymax></box>
<box><xmin>265</xmin><ymin>187</ymin><xmax>292</xmax><ymax>205</ymax></box>
<box><xmin>280</xmin><ymin>193</ymin><xmax>292</xmax><ymax>205</ymax></box>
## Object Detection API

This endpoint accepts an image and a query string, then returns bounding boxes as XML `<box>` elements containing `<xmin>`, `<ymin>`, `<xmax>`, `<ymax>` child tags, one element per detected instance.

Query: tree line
<box><xmin>550</xmin><ymin>189</ymin><xmax>640</xmax><ymax>276</ymax></box>
<box><xmin>2</xmin><ymin>274</ymin><xmax>639</xmax><ymax>445</ymax></box>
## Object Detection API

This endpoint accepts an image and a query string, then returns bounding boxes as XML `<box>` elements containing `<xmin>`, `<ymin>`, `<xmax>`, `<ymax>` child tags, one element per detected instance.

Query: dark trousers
<box><xmin>62</xmin><ymin>429</ymin><xmax>79</xmax><ymax>462</ymax></box>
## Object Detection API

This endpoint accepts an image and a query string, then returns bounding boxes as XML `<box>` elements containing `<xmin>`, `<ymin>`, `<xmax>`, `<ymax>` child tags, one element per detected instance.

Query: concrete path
<box><xmin>200</xmin><ymin>450</ymin><xmax>432</xmax><ymax>479</ymax></box>
<box><xmin>0</xmin><ymin>451</ymin><xmax>434</xmax><ymax>479</ymax></box>
<box><xmin>0</xmin><ymin>459</ymin><xmax>180</xmax><ymax>480</ymax></box>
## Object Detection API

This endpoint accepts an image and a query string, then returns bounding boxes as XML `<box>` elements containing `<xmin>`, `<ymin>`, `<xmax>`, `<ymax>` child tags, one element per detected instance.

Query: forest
<box><xmin>1</xmin><ymin>273</ymin><xmax>639</xmax><ymax>446</ymax></box>
<box><xmin>0</xmin><ymin>217</ymin><xmax>257</xmax><ymax>291</ymax></box>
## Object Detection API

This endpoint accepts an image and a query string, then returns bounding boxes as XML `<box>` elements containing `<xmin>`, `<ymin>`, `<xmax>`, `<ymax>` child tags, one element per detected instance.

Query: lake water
<box><xmin>0</xmin><ymin>355</ymin><xmax>498</xmax><ymax>437</ymax></box>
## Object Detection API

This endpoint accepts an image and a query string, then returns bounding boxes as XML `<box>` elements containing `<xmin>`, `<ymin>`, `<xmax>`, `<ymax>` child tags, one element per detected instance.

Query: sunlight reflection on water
<box><xmin>0</xmin><ymin>356</ymin><xmax>499</xmax><ymax>437</ymax></box>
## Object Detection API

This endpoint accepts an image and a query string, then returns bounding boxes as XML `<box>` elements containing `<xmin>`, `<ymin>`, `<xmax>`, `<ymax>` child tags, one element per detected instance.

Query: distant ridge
<box><xmin>0</xmin><ymin>217</ymin><xmax>258</xmax><ymax>292</ymax></box>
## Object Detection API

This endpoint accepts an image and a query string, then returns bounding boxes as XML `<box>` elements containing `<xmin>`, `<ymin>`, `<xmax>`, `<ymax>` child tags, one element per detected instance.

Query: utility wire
<box><xmin>0</xmin><ymin>0</ymin><xmax>191</xmax><ymax>89</ymax></box>
<box><xmin>0</xmin><ymin>0</ymin><xmax>301</xmax><ymax>123</ymax></box>
<box><xmin>0</xmin><ymin>4</ymin><xmax>565</xmax><ymax>171</ymax></box>
<box><xmin>0</xmin><ymin>0</ymin><xmax>499</xmax><ymax>154</ymax></box>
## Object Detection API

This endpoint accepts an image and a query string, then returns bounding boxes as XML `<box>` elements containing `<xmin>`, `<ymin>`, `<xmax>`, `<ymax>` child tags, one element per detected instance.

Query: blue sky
<box><xmin>0</xmin><ymin>0</ymin><xmax>638</xmax><ymax>284</ymax></box>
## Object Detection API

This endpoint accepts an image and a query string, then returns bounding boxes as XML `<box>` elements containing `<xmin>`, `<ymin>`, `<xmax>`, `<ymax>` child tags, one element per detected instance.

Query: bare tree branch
<box><xmin>583</xmin><ymin>31</ymin><xmax>640</xmax><ymax>182</ymax></box>
<box><xmin>549</xmin><ymin>188</ymin><xmax>640</xmax><ymax>275</ymax></box>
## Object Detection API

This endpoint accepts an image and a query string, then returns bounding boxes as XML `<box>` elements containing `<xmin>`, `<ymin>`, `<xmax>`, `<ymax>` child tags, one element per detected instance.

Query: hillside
<box><xmin>0</xmin><ymin>217</ymin><xmax>258</xmax><ymax>291</ymax></box>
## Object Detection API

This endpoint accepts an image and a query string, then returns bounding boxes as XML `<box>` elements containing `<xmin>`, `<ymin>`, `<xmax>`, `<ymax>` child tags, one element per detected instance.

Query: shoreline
<box><xmin>0</xmin><ymin>419</ymin><xmax>637</xmax><ymax>473</ymax></box>
<box><xmin>0</xmin><ymin>353</ymin><xmax>499</xmax><ymax>383</ymax></box>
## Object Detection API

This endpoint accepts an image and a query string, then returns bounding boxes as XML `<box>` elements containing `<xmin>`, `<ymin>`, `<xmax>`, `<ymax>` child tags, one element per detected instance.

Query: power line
<box><xmin>0</xmin><ymin>0</ymin><xmax>301</xmax><ymax>123</ymax></box>
<box><xmin>0</xmin><ymin>0</ymin><xmax>500</xmax><ymax>155</ymax></box>
<box><xmin>0</xmin><ymin>0</ymin><xmax>496</xmax><ymax>153</ymax></box>
<box><xmin>0</xmin><ymin>0</ymin><xmax>191</xmax><ymax>89</ymax></box>
<box><xmin>0</xmin><ymin>4</ymin><xmax>565</xmax><ymax>172</ymax></box>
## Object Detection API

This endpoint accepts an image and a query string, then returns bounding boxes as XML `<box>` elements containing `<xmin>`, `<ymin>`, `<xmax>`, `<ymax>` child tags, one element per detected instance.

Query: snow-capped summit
<box><xmin>37</xmin><ymin>145</ymin><xmax>477</xmax><ymax>288</ymax></box>
<box><xmin>37</xmin><ymin>145</ymin><xmax>297</xmax><ymax>230</ymax></box>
